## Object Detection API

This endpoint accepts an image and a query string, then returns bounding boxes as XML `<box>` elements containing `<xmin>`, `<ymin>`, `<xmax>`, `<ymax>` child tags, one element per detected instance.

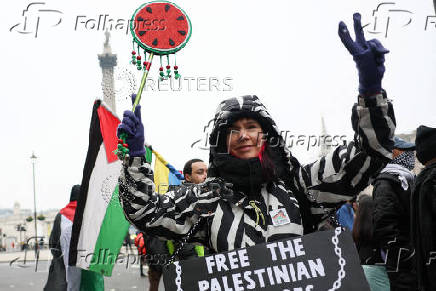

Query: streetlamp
<box><xmin>30</xmin><ymin>152</ymin><xmax>38</xmax><ymax>256</ymax></box>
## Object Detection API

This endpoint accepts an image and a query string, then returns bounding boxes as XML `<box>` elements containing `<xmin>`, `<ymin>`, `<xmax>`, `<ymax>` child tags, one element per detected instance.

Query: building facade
<box><xmin>0</xmin><ymin>202</ymin><xmax>58</xmax><ymax>251</ymax></box>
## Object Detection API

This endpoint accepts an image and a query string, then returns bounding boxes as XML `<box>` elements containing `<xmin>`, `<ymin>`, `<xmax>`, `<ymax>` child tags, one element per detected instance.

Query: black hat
<box><xmin>393</xmin><ymin>137</ymin><xmax>415</xmax><ymax>151</ymax></box>
<box><xmin>70</xmin><ymin>185</ymin><xmax>81</xmax><ymax>202</ymax></box>
<box><xmin>415</xmin><ymin>125</ymin><xmax>436</xmax><ymax>164</ymax></box>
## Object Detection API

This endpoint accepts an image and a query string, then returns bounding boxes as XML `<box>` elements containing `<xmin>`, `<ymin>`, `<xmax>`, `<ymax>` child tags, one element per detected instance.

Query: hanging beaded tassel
<box><xmin>159</xmin><ymin>55</ymin><xmax>165</xmax><ymax>80</ymax></box>
<box><xmin>136</xmin><ymin>44</ymin><xmax>142</xmax><ymax>70</ymax></box>
<box><xmin>131</xmin><ymin>41</ymin><xmax>137</xmax><ymax>65</ymax></box>
<box><xmin>165</xmin><ymin>55</ymin><xmax>171</xmax><ymax>78</ymax></box>
<box><xmin>174</xmin><ymin>54</ymin><xmax>180</xmax><ymax>79</ymax></box>
<box><xmin>136</xmin><ymin>55</ymin><xmax>142</xmax><ymax>70</ymax></box>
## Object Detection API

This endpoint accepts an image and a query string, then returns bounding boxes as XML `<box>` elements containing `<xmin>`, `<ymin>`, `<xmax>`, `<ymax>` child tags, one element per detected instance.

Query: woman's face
<box><xmin>226</xmin><ymin>118</ymin><xmax>265</xmax><ymax>159</ymax></box>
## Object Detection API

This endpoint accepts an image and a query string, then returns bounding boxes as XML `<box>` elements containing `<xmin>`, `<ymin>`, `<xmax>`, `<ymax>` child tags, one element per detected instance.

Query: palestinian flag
<box><xmin>69</xmin><ymin>100</ymin><xmax>129</xmax><ymax>276</ymax></box>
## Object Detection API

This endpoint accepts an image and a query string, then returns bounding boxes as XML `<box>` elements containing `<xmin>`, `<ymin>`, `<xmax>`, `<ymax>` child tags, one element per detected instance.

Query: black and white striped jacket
<box><xmin>119</xmin><ymin>94</ymin><xmax>395</xmax><ymax>253</ymax></box>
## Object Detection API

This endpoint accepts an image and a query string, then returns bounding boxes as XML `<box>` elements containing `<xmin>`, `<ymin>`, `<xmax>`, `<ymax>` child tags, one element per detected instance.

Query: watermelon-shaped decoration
<box><xmin>130</xmin><ymin>1</ymin><xmax>192</xmax><ymax>55</ymax></box>
<box><xmin>126</xmin><ymin>1</ymin><xmax>192</xmax><ymax>114</ymax></box>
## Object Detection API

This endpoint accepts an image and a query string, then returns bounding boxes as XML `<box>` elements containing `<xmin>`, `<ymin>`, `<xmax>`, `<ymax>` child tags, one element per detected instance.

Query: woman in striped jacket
<box><xmin>117</xmin><ymin>14</ymin><xmax>395</xmax><ymax>253</ymax></box>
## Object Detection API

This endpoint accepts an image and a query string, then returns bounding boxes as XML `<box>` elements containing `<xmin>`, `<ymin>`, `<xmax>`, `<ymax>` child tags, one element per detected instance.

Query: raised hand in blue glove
<box><xmin>117</xmin><ymin>94</ymin><xmax>145</xmax><ymax>157</ymax></box>
<box><xmin>338</xmin><ymin>13</ymin><xmax>389</xmax><ymax>96</ymax></box>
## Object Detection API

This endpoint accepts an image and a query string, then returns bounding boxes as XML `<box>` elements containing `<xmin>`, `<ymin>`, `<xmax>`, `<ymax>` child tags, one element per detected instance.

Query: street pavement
<box><xmin>0</xmin><ymin>261</ymin><xmax>165</xmax><ymax>290</ymax></box>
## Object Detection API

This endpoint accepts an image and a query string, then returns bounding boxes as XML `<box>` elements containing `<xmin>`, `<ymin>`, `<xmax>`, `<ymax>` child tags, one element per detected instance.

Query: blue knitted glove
<box><xmin>338</xmin><ymin>13</ymin><xmax>389</xmax><ymax>96</ymax></box>
<box><xmin>117</xmin><ymin>94</ymin><xmax>145</xmax><ymax>157</ymax></box>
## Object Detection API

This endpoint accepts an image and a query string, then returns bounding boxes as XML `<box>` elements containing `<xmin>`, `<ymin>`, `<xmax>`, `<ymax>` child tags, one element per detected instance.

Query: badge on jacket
<box><xmin>270</xmin><ymin>208</ymin><xmax>291</xmax><ymax>226</ymax></box>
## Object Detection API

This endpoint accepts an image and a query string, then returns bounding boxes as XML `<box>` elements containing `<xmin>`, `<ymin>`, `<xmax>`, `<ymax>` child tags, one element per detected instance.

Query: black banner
<box><xmin>163</xmin><ymin>228</ymin><xmax>370</xmax><ymax>291</ymax></box>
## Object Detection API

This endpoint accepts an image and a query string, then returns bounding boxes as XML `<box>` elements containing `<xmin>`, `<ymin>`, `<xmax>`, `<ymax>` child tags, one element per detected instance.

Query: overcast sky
<box><xmin>1</xmin><ymin>0</ymin><xmax>435</xmax><ymax>210</ymax></box>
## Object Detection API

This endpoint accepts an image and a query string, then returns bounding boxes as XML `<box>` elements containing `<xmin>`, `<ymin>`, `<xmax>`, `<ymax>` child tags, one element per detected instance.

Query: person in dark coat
<box><xmin>166</xmin><ymin>159</ymin><xmax>210</xmax><ymax>262</ymax></box>
<box><xmin>353</xmin><ymin>194</ymin><xmax>390</xmax><ymax>291</ymax></box>
<box><xmin>44</xmin><ymin>185</ymin><xmax>80</xmax><ymax>291</ymax></box>
<box><xmin>44</xmin><ymin>185</ymin><xmax>104</xmax><ymax>291</ymax></box>
<box><xmin>372</xmin><ymin>137</ymin><xmax>417</xmax><ymax>290</ymax></box>
<box><xmin>411</xmin><ymin>125</ymin><xmax>436</xmax><ymax>291</ymax></box>
<box><xmin>144</xmin><ymin>159</ymin><xmax>209</xmax><ymax>291</ymax></box>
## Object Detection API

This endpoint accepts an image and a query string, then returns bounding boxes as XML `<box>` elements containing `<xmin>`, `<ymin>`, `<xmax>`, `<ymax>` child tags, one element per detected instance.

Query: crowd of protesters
<box><xmin>41</xmin><ymin>12</ymin><xmax>435</xmax><ymax>291</ymax></box>
<box><xmin>116</xmin><ymin>13</ymin><xmax>435</xmax><ymax>291</ymax></box>
<box><xmin>347</xmin><ymin>131</ymin><xmax>436</xmax><ymax>291</ymax></box>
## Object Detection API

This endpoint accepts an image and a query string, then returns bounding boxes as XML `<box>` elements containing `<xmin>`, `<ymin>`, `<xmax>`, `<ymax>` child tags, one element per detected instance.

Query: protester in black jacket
<box><xmin>372</xmin><ymin>137</ymin><xmax>417</xmax><ymax>291</ymax></box>
<box><xmin>145</xmin><ymin>159</ymin><xmax>209</xmax><ymax>291</ymax></box>
<box><xmin>44</xmin><ymin>212</ymin><xmax>67</xmax><ymax>291</ymax></box>
<box><xmin>44</xmin><ymin>185</ymin><xmax>80</xmax><ymax>291</ymax></box>
<box><xmin>411</xmin><ymin>125</ymin><xmax>436</xmax><ymax>291</ymax></box>
<box><xmin>117</xmin><ymin>14</ymin><xmax>396</xmax><ymax>255</ymax></box>
<box><xmin>353</xmin><ymin>194</ymin><xmax>390</xmax><ymax>291</ymax></box>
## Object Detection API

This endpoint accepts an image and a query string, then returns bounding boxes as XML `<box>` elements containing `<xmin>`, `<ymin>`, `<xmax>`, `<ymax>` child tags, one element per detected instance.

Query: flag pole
<box><xmin>117</xmin><ymin>53</ymin><xmax>154</xmax><ymax>156</ymax></box>
<box><xmin>132</xmin><ymin>52</ymin><xmax>154</xmax><ymax>112</ymax></box>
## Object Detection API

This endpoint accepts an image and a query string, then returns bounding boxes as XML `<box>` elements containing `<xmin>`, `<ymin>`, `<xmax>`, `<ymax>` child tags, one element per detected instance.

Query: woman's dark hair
<box><xmin>260</xmin><ymin>143</ymin><xmax>282</xmax><ymax>182</ymax></box>
<box><xmin>352</xmin><ymin>194</ymin><xmax>374</xmax><ymax>244</ymax></box>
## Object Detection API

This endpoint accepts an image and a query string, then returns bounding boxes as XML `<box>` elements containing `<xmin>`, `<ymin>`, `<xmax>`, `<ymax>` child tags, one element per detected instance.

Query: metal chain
<box><xmin>174</xmin><ymin>261</ymin><xmax>183</xmax><ymax>291</ymax></box>
<box><xmin>329</xmin><ymin>227</ymin><xmax>346</xmax><ymax>291</ymax></box>
<box><xmin>165</xmin><ymin>217</ymin><xmax>205</xmax><ymax>266</ymax></box>
<box><xmin>165</xmin><ymin>178</ymin><xmax>229</xmax><ymax>265</ymax></box>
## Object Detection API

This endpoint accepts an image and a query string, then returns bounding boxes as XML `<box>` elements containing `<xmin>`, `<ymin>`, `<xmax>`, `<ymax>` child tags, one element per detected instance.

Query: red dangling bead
<box><xmin>131</xmin><ymin>51</ymin><xmax>136</xmax><ymax>55</ymax></box>
<box><xmin>118</xmin><ymin>139</ymin><xmax>124</xmax><ymax>144</ymax></box>
<box><xmin>136</xmin><ymin>55</ymin><xmax>141</xmax><ymax>60</ymax></box>
<box><xmin>166</xmin><ymin>65</ymin><xmax>170</xmax><ymax>69</ymax></box>
<box><xmin>159</xmin><ymin>67</ymin><xmax>164</xmax><ymax>71</ymax></box>
<box><xmin>143</xmin><ymin>61</ymin><xmax>147</xmax><ymax>65</ymax></box>
<box><xmin>174</xmin><ymin>65</ymin><xmax>178</xmax><ymax>70</ymax></box>
<box><xmin>123</xmin><ymin>143</ymin><xmax>129</xmax><ymax>148</ymax></box>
